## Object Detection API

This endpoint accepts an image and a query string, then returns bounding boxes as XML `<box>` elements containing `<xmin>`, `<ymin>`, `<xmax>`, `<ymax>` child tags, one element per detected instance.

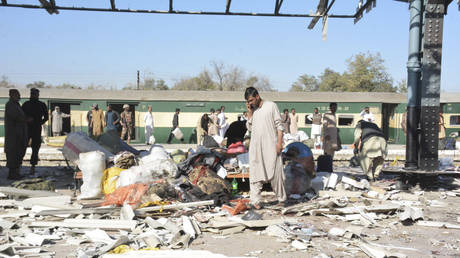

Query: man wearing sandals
<box><xmin>244</xmin><ymin>87</ymin><xmax>287</xmax><ymax>209</ymax></box>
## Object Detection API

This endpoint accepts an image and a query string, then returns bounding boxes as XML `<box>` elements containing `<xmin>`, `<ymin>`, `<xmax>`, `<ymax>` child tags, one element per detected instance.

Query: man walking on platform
<box><xmin>22</xmin><ymin>88</ymin><xmax>48</xmax><ymax>175</ymax></box>
<box><xmin>244</xmin><ymin>87</ymin><xmax>286</xmax><ymax>209</ymax></box>
<box><xmin>167</xmin><ymin>108</ymin><xmax>185</xmax><ymax>144</ymax></box>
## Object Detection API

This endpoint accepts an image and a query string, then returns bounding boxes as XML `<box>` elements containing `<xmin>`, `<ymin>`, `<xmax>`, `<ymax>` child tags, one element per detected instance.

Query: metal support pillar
<box><xmin>419</xmin><ymin>0</ymin><xmax>445</xmax><ymax>171</ymax></box>
<box><xmin>405</xmin><ymin>0</ymin><xmax>423</xmax><ymax>170</ymax></box>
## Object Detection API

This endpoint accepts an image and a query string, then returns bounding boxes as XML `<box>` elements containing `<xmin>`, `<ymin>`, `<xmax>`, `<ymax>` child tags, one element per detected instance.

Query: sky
<box><xmin>0</xmin><ymin>0</ymin><xmax>459</xmax><ymax>92</ymax></box>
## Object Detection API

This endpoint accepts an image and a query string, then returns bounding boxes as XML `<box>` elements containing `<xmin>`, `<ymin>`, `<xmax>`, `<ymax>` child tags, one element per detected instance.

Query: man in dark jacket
<box><xmin>5</xmin><ymin>89</ymin><xmax>28</xmax><ymax>180</ymax></box>
<box><xmin>22</xmin><ymin>88</ymin><xmax>48</xmax><ymax>175</ymax></box>
<box><xmin>167</xmin><ymin>108</ymin><xmax>184</xmax><ymax>144</ymax></box>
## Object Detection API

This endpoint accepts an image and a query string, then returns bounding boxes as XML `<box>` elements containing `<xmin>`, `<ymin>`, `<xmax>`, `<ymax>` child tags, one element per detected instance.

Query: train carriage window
<box><xmin>338</xmin><ymin>115</ymin><xmax>354</xmax><ymax>126</ymax></box>
<box><xmin>450</xmin><ymin>115</ymin><xmax>460</xmax><ymax>126</ymax></box>
<box><xmin>304</xmin><ymin>115</ymin><xmax>312</xmax><ymax>125</ymax></box>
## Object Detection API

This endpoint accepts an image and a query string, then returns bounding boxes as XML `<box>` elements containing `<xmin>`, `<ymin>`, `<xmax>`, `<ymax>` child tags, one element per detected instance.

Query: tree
<box><xmin>55</xmin><ymin>83</ymin><xmax>81</xmax><ymax>89</ymax></box>
<box><xmin>318</xmin><ymin>68</ymin><xmax>343</xmax><ymax>92</ymax></box>
<box><xmin>155</xmin><ymin>79</ymin><xmax>169</xmax><ymax>90</ymax></box>
<box><xmin>211</xmin><ymin>61</ymin><xmax>225</xmax><ymax>91</ymax></box>
<box><xmin>342</xmin><ymin>52</ymin><xmax>396</xmax><ymax>92</ymax></box>
<box><xmin>247</xmin><ymin>75</ymin><xmax>276</xmax><ymax>91</ymax></box>
<box><xmin>172</xmin><ymin>70</ymin><xmax>215</xmax><ymax>91</ymax></box>
<box><xmin>0</xmin><ymin>76</ymin><xmax>14</xmax><ymax>88</ymax></box>
<box><xmin>289</xmin><ymin>74</ymin><xmax>319</xmax><ymax>92</ymax></box>
<box><xmin>26</xmin><ymin>81</ymin><xmax>51</xmax><ymax>89</ymax></box>
<box><xmin>396</xmin><ymin>79</ymin><xmax>407</xmax><ymax>93</ymax></box>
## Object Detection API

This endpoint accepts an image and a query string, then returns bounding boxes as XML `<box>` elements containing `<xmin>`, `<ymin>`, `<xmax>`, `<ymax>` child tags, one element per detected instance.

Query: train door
<box><xmin>49</xmin><ymin>102</ymin><xmax>76</xmax><ymax>136</ymax></box>
<box><xmin>108</xmin><ymin>103</ymin><xmax>137</xmax><ymax>141</ymax></box>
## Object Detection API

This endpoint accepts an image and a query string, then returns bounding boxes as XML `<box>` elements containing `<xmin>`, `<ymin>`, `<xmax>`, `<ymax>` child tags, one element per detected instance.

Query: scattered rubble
<box><xmin>0</xmin><ymin>134</ymin><xmax>459</xmax><ymax>257</ymax></box>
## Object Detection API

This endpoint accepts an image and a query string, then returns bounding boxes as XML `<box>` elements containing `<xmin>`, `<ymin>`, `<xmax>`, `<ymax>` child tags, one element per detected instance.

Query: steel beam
<box><xmin>225</xmin><ymin>0</ymin><xmax>231</xmax><ymax>14</ymax></box>
<box><xmin>0</xmin><ymin>4</ymin><xmax>354</xmax><ymax>18</ymax></box>
<box><xmin>308</xmin><ymin>0</ymin><xmax>328</xmax><ymax>29</ymax></box>
<box><xmin>169</xmin><ymin>0</ymin><xmax>173</xmax><ymax>13</ymax></box>
<box><xmin>275</xmin><ymin>0</ymin><xmax>284</xmax><ymax>15</ymax></box>
<box><xmin>1</xmin><ymin>0</ymin><xmax>6</xmax><ymax>5</ymax></box>
<box><xmin>354</xmin><ymin>0</ymin><xmax>376</xmax><ymax>24</ymax></box>
<box><xmin>419</xmin><ymin>0</ymin><xmax>445</xmax><ymax>171</ymax></box>
<box><xmin>405</xmin><ymin>0</ymin><xmax>423</xmax><ymax>170</ymax></box>
<box><xmin>110</xmin><ymin>0</ymin><xmax>116</xmax><ymax>10</ymax></box>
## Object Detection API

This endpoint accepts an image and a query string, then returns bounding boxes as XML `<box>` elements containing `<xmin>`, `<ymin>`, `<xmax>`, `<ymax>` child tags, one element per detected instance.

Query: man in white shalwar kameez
<box><xmin>218</xmin><ymin>106</ymin><xmax>229</xmax><ymax>137</ymax></box>
<box><xmin>245</xmin><ymin>87</ymin><xmax>287</xmax><ymax>208</ymax></box>
<box><xmin>307</xmin><ymin>107</ymin><xmax>322</xmax><ymax>149</ymax></box>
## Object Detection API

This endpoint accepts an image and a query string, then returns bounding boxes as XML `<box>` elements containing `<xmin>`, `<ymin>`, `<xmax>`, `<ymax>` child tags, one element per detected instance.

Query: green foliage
<box><xmin>289</xmin><ymin>74</ymin><xmax>319</xmax><ymax>92</ymax></box>
<box><xmin>26</xmin><ymin>81</ymin><xmax>52</xmax><ymax>89</ymax></box>
<box><xmin>292</xmin><ymin>52</ymin><xmax>398</xmax><ymax>93</ymax></box>
<box><xmin>0</xmin><ymin>76</ymin><xmax>15</xmax><ymax>88</ymax></box>
<box><xmin>396</xmin><ymin>79</ymin><xmax>407</xmax><ymax>93</ymax></box>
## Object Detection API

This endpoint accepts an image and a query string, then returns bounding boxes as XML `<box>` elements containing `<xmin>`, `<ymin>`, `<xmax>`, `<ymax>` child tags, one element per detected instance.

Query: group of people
<box><xmin>244</xmin><ymin>87</ymin><xmax>387</xmax><ymax>208</ymax></box>
<box><xmin>194</xmin><ymin>106</ymin><xmax>231</xmax><ymax>145</ymax></box>
<box><xmin>5</xmin><ymin>88</ymin><xmax>48</xmax><ymax>179</ymax></box>
<box><xmin>85</xmin><ymin>104</ymin><xmax>155</xmax><ymax>145</ymax></box>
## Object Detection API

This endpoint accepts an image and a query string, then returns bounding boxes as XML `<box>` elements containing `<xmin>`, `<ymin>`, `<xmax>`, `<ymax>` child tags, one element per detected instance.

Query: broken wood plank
<box><xmin>221</xmin><ymin>225</ymin><xmax>245</xmax><ymax>236</ymax></box>
<box><xmin>0</xmin><ymin>187</ymin><xmax>60</xmax><ymax>198</ymax></box>
<box><xmin>36</xmin><ymin>207</ymin><xmax>117</xmax><ymax>216</ymax></box>
<box><xmin>30</xmin><ymin>219</ymin><xmax>137</xmax><ymax>231</ymax></box>
<box><xmin>21</xmin><ymin>195</ymin><xmax>72</xmax><ymax>209</ymax></box>
<box><xmin>416</xmin><ymin>221</ymin><xmax>460</xmax><ymax>229</ymax></box>
<box><xmin>319</xmin><ymin>190</ymin><xmax>362</xmax><ymax>198</ymax></box>
<box><xmin>136</xmin><ymin>200</ymin><xmax>214</xmax><ymax>213</ymax></box>
<box><xmin>364</xmin><ymin>204</ymin><xmax>401</xmax><ymax>213</ymax></box>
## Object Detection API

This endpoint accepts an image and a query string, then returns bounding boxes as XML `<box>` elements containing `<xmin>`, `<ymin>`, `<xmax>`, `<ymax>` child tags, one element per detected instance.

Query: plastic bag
<box><xmin>171</xmin><ymin>149</ymin><xmax>186</xmax><ymax>164</ymax></box>
<box><xmin>296</xmin><ymin>131</ymin><xmax>309</xmax><ymax>142</ymax></box>
<box><xmin>102</xmin><ymin>183</ymin><xmax>149</xmax><ymax>207</ymax></box>
<box><xmin>149</xmin><ymin>135</ymin><xmax>156</xmax><ymax>145</ymax></box>
<box><xmin>78</xmin><ymin>151</ymin><xmax>106</xmax><ymax>200</ymax></box>
<box><xmin>172</xmin><ymin>128</ymin><xmax>183</xmax><ymax>140</ymax></box>
<box><xmin>102</xmin><ymin>167</ymin><xmax>125</xmax><ymax>195</ymax></box>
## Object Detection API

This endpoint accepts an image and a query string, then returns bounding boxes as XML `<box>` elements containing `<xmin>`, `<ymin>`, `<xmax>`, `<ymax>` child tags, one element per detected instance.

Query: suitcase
<box><xmin>317</xmin><ymin>154</ymin><xmax>333</xmax><ymax>172</ymax></box>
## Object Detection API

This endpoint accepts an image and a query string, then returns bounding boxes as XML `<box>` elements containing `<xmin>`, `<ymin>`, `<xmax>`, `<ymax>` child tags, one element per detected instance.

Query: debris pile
<box><xmin>0</xmin><ymin>132</ymin><xmax>459</xmax><ymax>257</ymax></box>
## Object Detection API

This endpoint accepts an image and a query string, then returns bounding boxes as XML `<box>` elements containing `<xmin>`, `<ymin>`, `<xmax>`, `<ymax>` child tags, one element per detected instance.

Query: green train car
<box><xmin>0</xmin><ymin>89</ymin><xmax>459</xmax><ymax>144</ymax></box>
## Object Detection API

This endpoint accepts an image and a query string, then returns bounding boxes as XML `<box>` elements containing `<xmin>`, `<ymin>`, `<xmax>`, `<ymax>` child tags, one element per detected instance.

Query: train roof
<box><xmin>0</xmin><ymin>88</ymin><xmax>458</xmax><ymax>103</ymax></box>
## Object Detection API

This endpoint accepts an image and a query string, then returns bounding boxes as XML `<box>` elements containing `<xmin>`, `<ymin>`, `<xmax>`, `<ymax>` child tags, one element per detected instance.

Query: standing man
<box><xmin>353</xmin><ymin>120</ymin><xmax>387</xmax><ymax>181</ymax></box>
<box><xmin>218</xmin><ymin>106</ymin><xmax>229</xmax><ymax>137</ymax></box>
<box><xmin>197</xmin><ymin>113</ymin><xmax>209</xmax><ymax>145</ymax></box>
<box><xmin>22</xmin><ymin>88</ymin><xmax>48</xmax><ymax>175</ymax></box>
<box><xmin>51</xmin><ymin>106</ymin><xmax>70</xmax><ymax>136</ymax></box>
<box><xmin>245</xmin><ymin>87</ymin><xmax>286</xmax><ymax>209</ymax></box>
<box><xmin>322</xmin><ymin>102</ymin><xmax>341</xmax><ymax>158</ymax></box>
<box><xmin>208</xmin><ymin>108</ymin><xmax>219</xmax><ymax>136</ymax></box>
<box><xmin>289</xmin><ymin>108</ymin><xmax>299</xmax><ymax>134</ymax></box>
<box><xmin>87</xmin><ymin>105</ymin><xmax>94</xmax><ymax>137</ymax></box>
<box><xmin>307</xmin><ymin>108</ymin><xmax>322</xmax><ymax>149</ymax></box>
<box><xmin>5</xmin><ymin>89</ymin><xmax>28</xmax><ymax>180</ymax></box>
<box><xmin>105</xmin><ymin>104</ymin><xmax>121</xmax><ymax>132</ymax></box>
<box><xmin>91</xmin><ymin>104</ymin><xmax>105</xmax><ymax>138</ymax></box>
<box><xmin>144</xmin><ymin>105</ymin><xmax>154</xmax><ymax>145</ymax></box>
<box><xmin>360</xmin><ymin>107</ymin><xmax>375</xmax><ymax>122</ymax></box>
<box><xmin>167</xmin><ymin>108</ymin><xmax>185</xmax><ymax>144</ymax></box>
<box><xmin>280</xmin><ymin>109</ymin><xmax>291</xmax><ymax>134</ymax></box>
<box><xmin>120</xmin><ymin>104</ymin><xmax>134</xmax><ymax>144</ymax></box>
